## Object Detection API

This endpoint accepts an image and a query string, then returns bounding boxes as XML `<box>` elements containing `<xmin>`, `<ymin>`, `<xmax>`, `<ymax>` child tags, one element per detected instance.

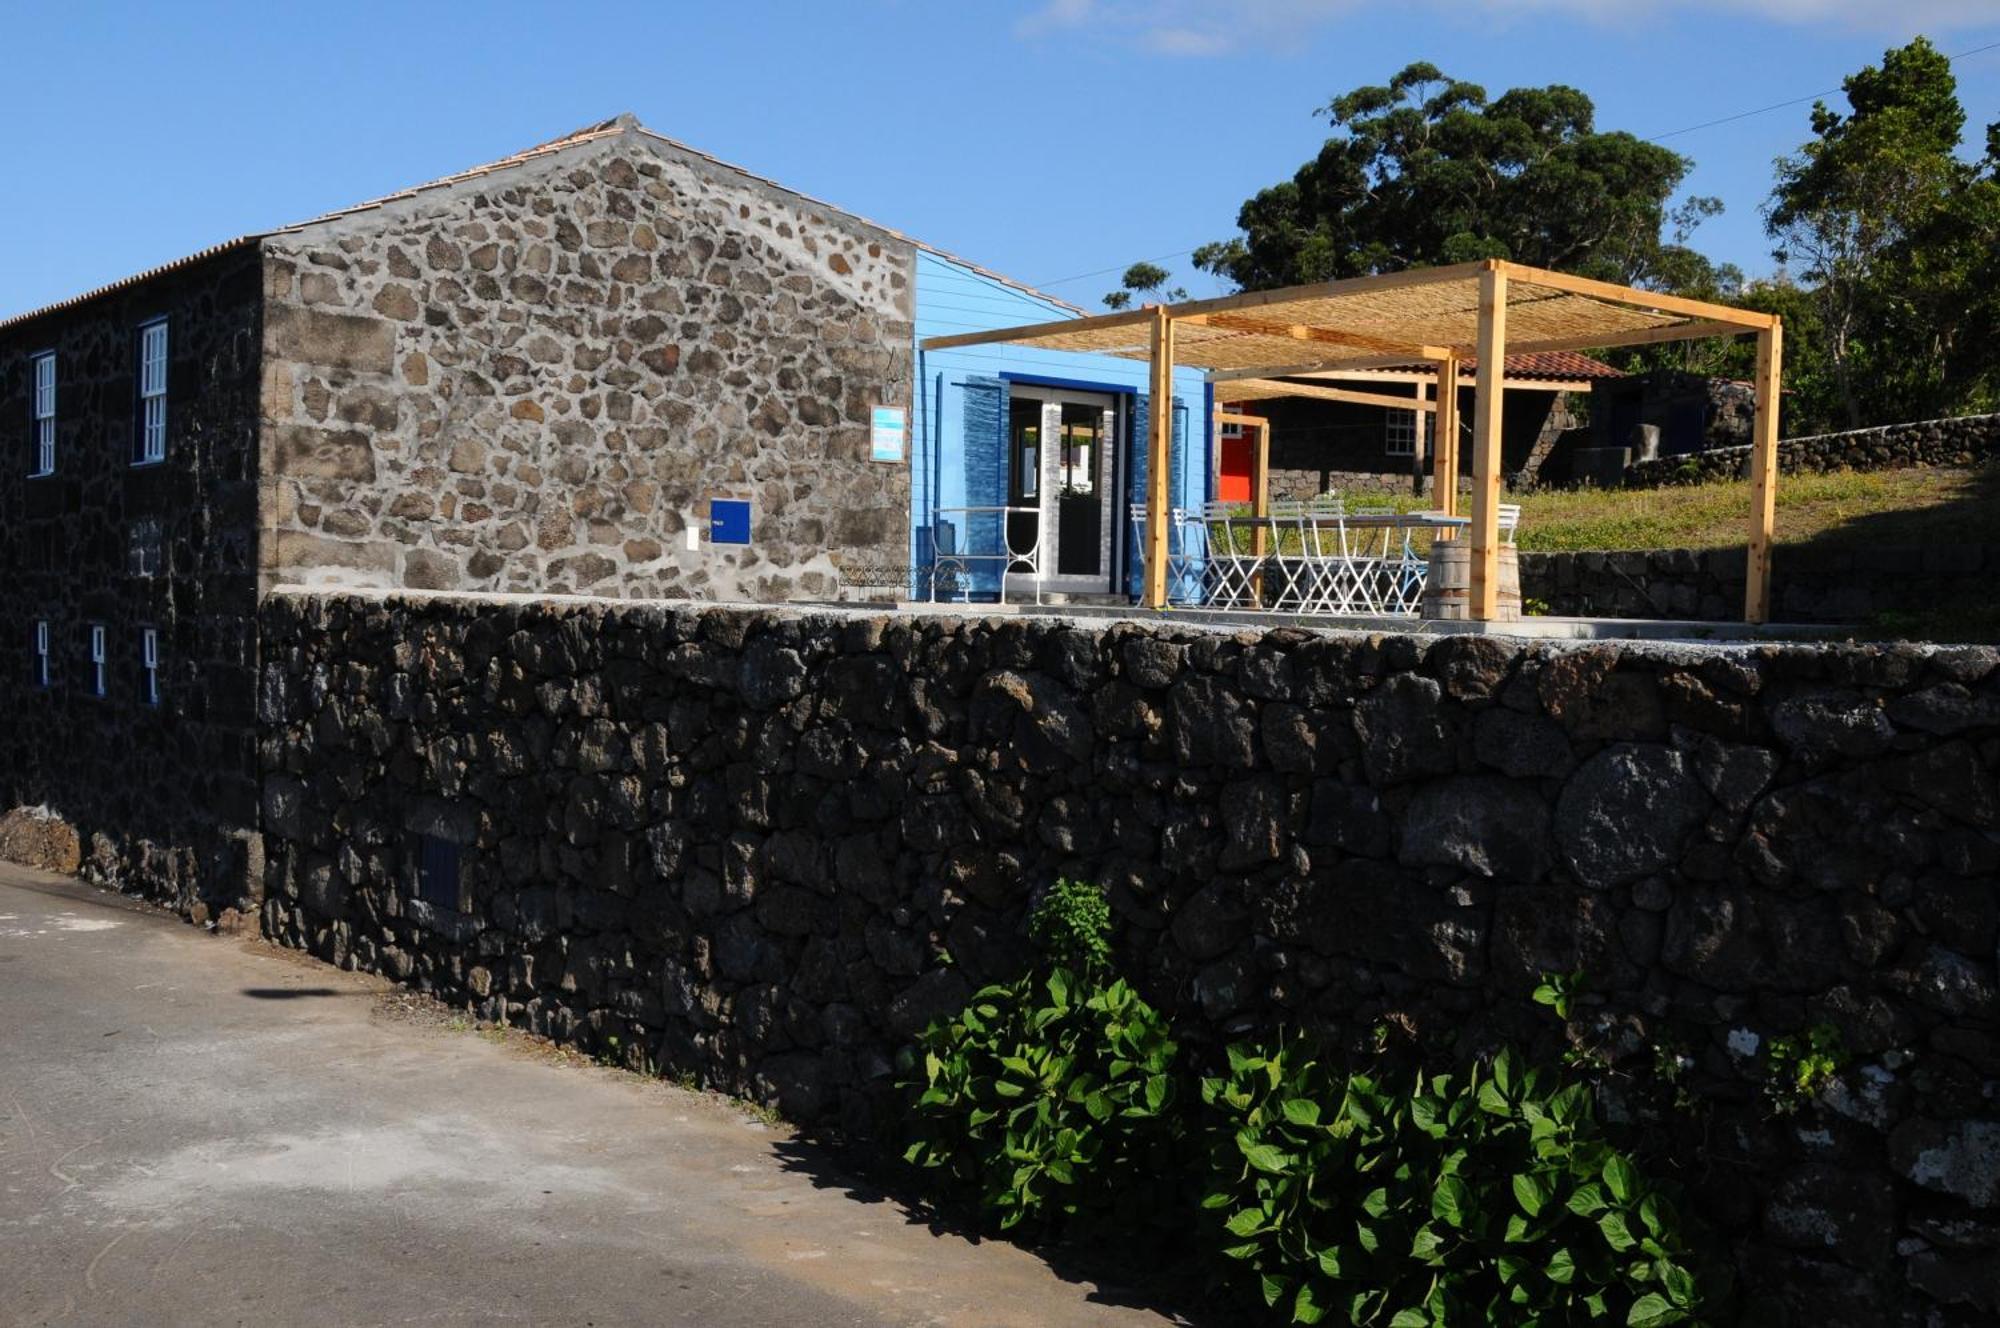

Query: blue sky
<box><xmin>4</xmin><ymin>0</ymin><xmax>1997</xmax><ymax>319</ymax></box>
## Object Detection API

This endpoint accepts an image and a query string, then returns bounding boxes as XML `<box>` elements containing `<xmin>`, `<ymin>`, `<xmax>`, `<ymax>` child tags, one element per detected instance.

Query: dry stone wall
<box><xmin>1624</xmin><ymin>414</ymin><xmax>1999</xmax><ymax>488</ymax></box>
<box><xmin>259</xmin><ymin>590</ymin><xmax>2000</xmax><ymax>1324</ymax></box>
<box><xmin>1520</xmin><ymin>543</ymin><xmax>2000</xmax><ymax>624</ymax></box>
<box><xmin>260</xmin><ymin>130</ymin><xmax>915</xmax><ymax>603</ymax></box>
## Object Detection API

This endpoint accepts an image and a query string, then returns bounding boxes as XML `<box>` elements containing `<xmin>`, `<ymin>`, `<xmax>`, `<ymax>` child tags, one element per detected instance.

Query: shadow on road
<box><xmin>239</xmin><ymin>986</ymin><xmax>350</xmax><ymax>999</ymax></box>
<box><xmin>768</xmin><ymin>1135</ymin><xmax>1211</xmax><ymax>1325</ymax></box>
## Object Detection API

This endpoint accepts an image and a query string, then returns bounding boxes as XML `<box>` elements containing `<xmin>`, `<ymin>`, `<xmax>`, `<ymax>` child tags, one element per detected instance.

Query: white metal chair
<box><xmin>1128</xmin><ymin>502</ymin><xmax>1205</xmax><ymax>605</ymax></box>
<box><xmin>1297</xmin><ymin>495</ymin><xmax>1368</xmax><ymax>615</ymax></box>
<box><xmin>1498</xmin><ymin>503</ymin><xmax>1522</xmax><ymax>544</ymax></box>
<box><xmin>1198</xmin><ymin>500</ymin><xmax>1264</xmax><ymax>609</ymax></box>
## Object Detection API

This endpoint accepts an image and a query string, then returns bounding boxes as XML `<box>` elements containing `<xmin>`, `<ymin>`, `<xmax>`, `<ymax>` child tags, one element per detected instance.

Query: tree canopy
<box><xmin>1192</xmin><ymin>63</ymin><xmax>1719</xmax><ymax>290</ymax></box>
<box><xmin>1765</xmin><ymin>36</ymin><xmax>1999</xmax><ymax>430</ymax></box>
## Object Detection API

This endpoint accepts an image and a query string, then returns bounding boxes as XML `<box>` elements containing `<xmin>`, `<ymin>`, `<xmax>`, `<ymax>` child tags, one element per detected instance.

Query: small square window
<box><xmin>88</xmin><ymin>624</ymin><xmax>107</xmax><ymax>697</ymax></box>
<box><xmin>140</xmin><ymin>627</ymin><xmax>160</xmax><ymax>706</ymax></box>
<box><xmin>1385</xmin><ymin>409</ymin><xmax>1419</xmax><ymax>457</ymax></box>
<box><xmin>33</xmin><ymin>621</ymin><xmax>50</xmax><ymax>688</ymax></box>
<box><xmin>30</xmin><ymin>351</ymin><xmax>55</xmax><ymax>476</ymax></box>
<box><xmin>136</xmin><ymin>320</ymin><xmax>168</xmax><ymax>464</ymax></box>
<box><xmin>417</xmin><ymin>835</ymin><xmax>462</xmax><ymax>911</ymax></box>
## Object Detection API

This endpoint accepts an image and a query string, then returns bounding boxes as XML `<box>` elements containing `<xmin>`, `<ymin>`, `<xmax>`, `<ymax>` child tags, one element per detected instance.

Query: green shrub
<box><xmin>898</xmin><ymin>881</ymin><xmax>1183</xmax><ymax>1234</ymax></box>
<box><xmin>1199</xmin><ymin>1038</ymin><xmax>1715</xmax><ymax>1326</ymax></box>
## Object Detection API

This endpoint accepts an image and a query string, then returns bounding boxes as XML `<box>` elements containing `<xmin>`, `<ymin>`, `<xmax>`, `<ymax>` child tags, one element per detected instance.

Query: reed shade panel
<box><xmin>1000</xmin><ymin>276</ymin><xmax>1689</xmax><ymax>371</ymax></box>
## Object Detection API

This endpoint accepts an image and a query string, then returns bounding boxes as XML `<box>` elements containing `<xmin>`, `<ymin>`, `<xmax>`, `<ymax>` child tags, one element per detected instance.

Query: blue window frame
<box><xmin>136</xmin><ymin>320</ymin><xmax>167</xmax><ymax>464</ymax></box>
<box><xmin>30</xmin><ymin>351</ymin><xmax>55</xmax><ymax>475</ymax></box>
<box><xmin>140</xmin><ymin>627</ymin><xmax>160</xmax><ymax>706</ymax></box>
<box><xmin>33</xmin><ymin>621</ymin><xmax>50</xmax><ymax>688</ymax></box>
<box><xmin>88</xmin><ymin>624</ymin><xmax>106</xmax><ymax>697</ymax></box>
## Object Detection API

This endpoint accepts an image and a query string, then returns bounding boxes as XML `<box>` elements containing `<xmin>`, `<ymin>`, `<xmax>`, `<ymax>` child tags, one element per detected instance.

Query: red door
<box><xmin>1218</xmin><ymin>431</ymin><xmax>1251</xmax><ymax>503</ymax></box>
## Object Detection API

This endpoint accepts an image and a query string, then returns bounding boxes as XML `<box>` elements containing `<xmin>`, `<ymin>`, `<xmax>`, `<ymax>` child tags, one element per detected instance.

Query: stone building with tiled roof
<box><xmin>0</xmin><ymin>115</ymin><xmax>1214</xmax><ymax>911</ymax></box>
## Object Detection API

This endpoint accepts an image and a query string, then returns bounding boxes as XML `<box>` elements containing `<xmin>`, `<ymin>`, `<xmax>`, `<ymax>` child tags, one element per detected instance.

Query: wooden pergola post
<box><xmin>1745</xmin><ymin>319</ymin><xmax>1784</xmax><ymax>623</ymax></box>
<box><xmin>1144</xmin><ymin>305</ymin><xmax>1175</xmax><ymax>609</ymax></box>
<box><xmin>1432</xmin><ymin>356</ymin><xmax>1461</xmax><ymax>527</ymax></box>
<box><xmin>1469</xmin><ymin>265</ymin><xmax>1509</xmax><ymax>619</ymax></box>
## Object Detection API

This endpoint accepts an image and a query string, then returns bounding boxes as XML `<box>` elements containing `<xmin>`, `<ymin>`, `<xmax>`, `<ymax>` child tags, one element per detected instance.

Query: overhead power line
<box><xmin>1031</xmin><ymin>37</ymin><xmax>2000</xmax><ymax>289</ymax></box>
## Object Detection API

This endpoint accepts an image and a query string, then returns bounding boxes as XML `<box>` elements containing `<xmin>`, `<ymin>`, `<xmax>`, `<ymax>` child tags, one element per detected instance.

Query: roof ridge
<box><xmin>1</xmin><ymin>115</ymin><xmax>1087</xmax><ymax>330</ymax></box>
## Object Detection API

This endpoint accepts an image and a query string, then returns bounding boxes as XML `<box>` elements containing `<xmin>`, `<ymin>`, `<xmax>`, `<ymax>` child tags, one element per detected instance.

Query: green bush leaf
<box><xmin>1513</xmin><ymin>1172</ymin><xmax>1553</xmax><ymax>1217</ymax></box>
<box><xmin>1432</xmin><ymin>1176</ymin><xmax>1470</xmax><ymax>1228</ymax></box>
<box><xmin>1226</xmin><ymin>1207</ymin><xmax>1269</xmax><ymax>1237</ymax></box>
<box><xmin>1282</xmin><ymin>1097</ymin><xmax>1322</xmax><ymax>1128</ymax></box>
<box><xmin>1603</xmin><ymin>1154</ymin><xmax>1640</xmax><ymax>1204</ymax></box>
<box><xmin>1293</xmin><ymin>1281</ymin><xmax>1327</xmax><ymax>1325</ymax></box>
<box><xmin>1567</xmin><ymin>1182</ymin><xmax>1608</xmax><ymax>1217</ymax></box>
<box><xmin>1599</xmin><ymin>1211</ymin><xmax>1638</xmax><ymax>1252</ymax></box>
<box><xmin>1627</xmin><ymin>1292</ymin><xmax>1679</xmax><ymax>1327</ymax></box>
<box><xmin>1240</xmin><ymin>1139</ymin><xmax>1294</xmax><ymax>1175</ymax></box>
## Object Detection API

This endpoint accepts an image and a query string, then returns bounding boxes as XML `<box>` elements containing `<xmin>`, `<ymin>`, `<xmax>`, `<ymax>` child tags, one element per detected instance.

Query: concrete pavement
<box><xmin>0</xmin><ymin>865</ymin><xmax>1177</xmax><ymax>1327</ymax></box>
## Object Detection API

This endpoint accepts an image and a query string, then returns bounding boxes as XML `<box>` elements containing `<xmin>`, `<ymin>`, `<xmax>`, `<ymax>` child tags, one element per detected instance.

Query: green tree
<box><xmin>1102</xmin><ymin>261</ymin><xmax>1188</xmax><ymax>310</ymax></box>
<box><xmin>1192</xmin><ymin>63</ymin><xmax>1705</xmax><ymax>291</ymax></box>
<box><xmin>1765</xmin><ymin>36</ymin><xmax>2000</xmax><ymax>429</ymax></box>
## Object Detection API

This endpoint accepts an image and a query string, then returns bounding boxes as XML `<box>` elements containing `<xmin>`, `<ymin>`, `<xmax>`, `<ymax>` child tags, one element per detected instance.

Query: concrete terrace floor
<box><xmin>0</xmin><ymin>865</ymin><xmax>1177</xmax><ymax>1328</ymax></box>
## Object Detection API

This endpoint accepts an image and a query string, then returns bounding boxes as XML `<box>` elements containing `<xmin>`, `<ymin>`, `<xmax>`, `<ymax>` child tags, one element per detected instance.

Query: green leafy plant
<box><xmin>899</xmin><ymin>881</ymin><xmax>1183</xmax><ymax>1234</ymax></box>
<box><xmin>1533</xmin><ymin>969</ymin><xmax>1587</xmax><ymax>1021</ymax></box>
<box><xmin>1200</xmin><ymin>1039</ymin><xmax>1716</xmax><ymax>1326</ymax></box>
<box><xmin>1029</xmin><ymin>877</ymin><xmax>1114</xmax><ymax>974</ymax></box>
<box><xmin>1764</xmin><ymin>1023</ymin><xmax>1845</xmax><ymax>1116</ymax></box>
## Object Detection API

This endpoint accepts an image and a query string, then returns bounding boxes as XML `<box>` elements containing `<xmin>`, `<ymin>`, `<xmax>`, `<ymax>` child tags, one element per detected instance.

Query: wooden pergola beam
<box><xmin>1497</xmin><ymin>319</ymin><xmax>1754</xmax><ymax>357</ymax></box>
<box><xmin>1218</xmin><ymin>380</ymin><xmax>1438</xmax><ymax>412</ymax></box>
<box><xmin>1208</xmin><ymin>349</ymin><xmax>1451</xmax><ymax>383</ymax></box>
<box><xmin>1745</xmin><ymin>321</ymin><xmax>1784</xmax><ymax>622</ymax></box>
<box><xmin>1494</xmin><ymin>260</ymin><xmax>1777</xmax><ymax>330</ymax></box>
<box><xmin>920</xmin><ymin>305</ymin><xmax>1153</xmax><ymax>352</ymax></box>
<box><xmin>1470</xmin><ymin>268</ymin><xmax>1508</xmax><ymax>619</ymax></box>
<box><xmin>1432</xmin><ymin>356</ymin><xmax>1461</xmax><ymax>523</ymax></box>
<box><xmin>1144</xmin><ymin>308</ymin><xmax>1174</xmax><ymax>610</ymax></box>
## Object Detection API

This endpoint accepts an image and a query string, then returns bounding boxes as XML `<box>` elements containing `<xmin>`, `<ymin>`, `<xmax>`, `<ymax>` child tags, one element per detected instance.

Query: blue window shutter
<box><xmin>961</xmin><ymin>376</ymin><xmax>1008</xmax><ymax>595</ymax></box>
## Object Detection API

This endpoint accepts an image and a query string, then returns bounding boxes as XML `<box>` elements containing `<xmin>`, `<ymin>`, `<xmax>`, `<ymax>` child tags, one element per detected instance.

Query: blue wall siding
<box><xmin>912</xmin><ymin>251</ymin><xmax>1209</xmax><ymax>596</ymax></box>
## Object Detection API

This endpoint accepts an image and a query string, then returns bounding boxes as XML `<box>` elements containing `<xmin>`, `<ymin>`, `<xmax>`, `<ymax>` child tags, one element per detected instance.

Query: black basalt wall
<box><xmin>258</xmin><ymin>590</ymin><xmax>2000</xmax><ymax>1325</ymax></box>
<box><xmin>0</xmin><ymin>249</ymin><xmax>266</xmax><ymax>915</ymax></box>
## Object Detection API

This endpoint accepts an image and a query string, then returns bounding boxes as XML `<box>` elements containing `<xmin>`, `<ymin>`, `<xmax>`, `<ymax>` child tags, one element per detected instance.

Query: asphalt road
<box><xmin>0</xmin><ymin>865</ymin><xmax>1174</xmax><ymax>1327</ymax></box>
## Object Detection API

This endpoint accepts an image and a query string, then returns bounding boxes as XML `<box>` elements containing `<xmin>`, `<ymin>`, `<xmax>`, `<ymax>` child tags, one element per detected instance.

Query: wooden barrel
<box><xmin>1421</xmin><ymin>541</ymin><xmax>1522</xmax><ymax>621</ymax></box>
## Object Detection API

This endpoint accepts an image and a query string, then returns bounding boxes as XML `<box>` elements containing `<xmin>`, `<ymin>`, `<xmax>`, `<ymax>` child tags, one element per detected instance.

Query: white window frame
<box><xmin>1385</xmin><ymin>408</ymin><xmax>1419</xmax><ymax>457</ymax></box>
<box><xmin>141</xmin><ymin>627</ymin><xmax>160</xmax><ymax>706</ymax></box>
<box><xmin>31</xmin><ymin>351</ymin><xmax>55</xmax><ymax>476</ymax></box>
<box><xmin>34</xmin><ymin>621</ymin><xmax>50</xmax><ymax>688</ymax></box>
<box><xmin>89</xmin><ymin>624</ymin><xmax>107</xmax><ymax>698</ymax></box>
<box><xmin>136</xmin><ymin>320</ymin><xmax>168</xmax><ymax>464</ymax></box>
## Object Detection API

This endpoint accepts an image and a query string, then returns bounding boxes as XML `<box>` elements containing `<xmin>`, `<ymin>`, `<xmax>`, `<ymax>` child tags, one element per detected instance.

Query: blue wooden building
<box><xmin>912</xmin><ymin>252</ymin><xmax>1211</xmax><ymax>601</ymax></box>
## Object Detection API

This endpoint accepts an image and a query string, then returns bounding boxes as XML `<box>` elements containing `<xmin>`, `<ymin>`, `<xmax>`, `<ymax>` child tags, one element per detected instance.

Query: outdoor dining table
<box><xmin>1202</xmin><ymin>507</ymin><xmax>1473</xmax><ymax>616</ymax></box>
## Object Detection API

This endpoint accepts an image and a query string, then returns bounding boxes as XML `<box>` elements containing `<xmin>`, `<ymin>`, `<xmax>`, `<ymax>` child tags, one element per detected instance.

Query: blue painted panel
<box><xmin>913</xmin><ymin>251</ymin><xmax>1210</xmax><ymax>601</ymax></box>
<box><xmin>709</xmin><ymin>499</ymin><xmax>751</xmax><ymax>545</ymax></box>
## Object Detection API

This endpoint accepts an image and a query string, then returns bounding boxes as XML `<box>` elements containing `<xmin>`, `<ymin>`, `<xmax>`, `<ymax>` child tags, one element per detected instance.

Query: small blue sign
<box><xmin>871</xmin><ymin>406</ymin><xmax>906</xmax><ymax>463</ymax></box>
<box><xmin>709</xmin><ymin>498</ymin><xmax>751</xmax><ymax>545</ymax></box>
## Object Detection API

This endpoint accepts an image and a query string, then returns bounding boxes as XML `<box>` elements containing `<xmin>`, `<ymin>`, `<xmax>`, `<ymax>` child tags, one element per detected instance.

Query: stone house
<box><xmin>1</xmin><ymin>114</ymin><xmax>1205</xmax><ymax>905</ymax></box>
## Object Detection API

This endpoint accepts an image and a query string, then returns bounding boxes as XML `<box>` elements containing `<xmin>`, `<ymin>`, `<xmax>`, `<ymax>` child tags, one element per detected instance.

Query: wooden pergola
<box><xmin>922</xmin><ymin>258</ymin><xmax>1783</xmax><ymax>622</ymax></box>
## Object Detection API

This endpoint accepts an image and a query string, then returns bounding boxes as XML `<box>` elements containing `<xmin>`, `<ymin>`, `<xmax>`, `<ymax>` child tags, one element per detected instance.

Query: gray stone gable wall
<box><xmin>259</xmin><ymin>132</ymin><xmax>916</xmax><ymax>603</ymax></box>
<box><xmin>0</xmin><ymin>248</ymin><xmax>265</xmax><ymax>914</ymax></box>
<box><xmin>260</xmin><ymin>590</ymin><xmax>2000</xmax><ymax>1324</ymax></box>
